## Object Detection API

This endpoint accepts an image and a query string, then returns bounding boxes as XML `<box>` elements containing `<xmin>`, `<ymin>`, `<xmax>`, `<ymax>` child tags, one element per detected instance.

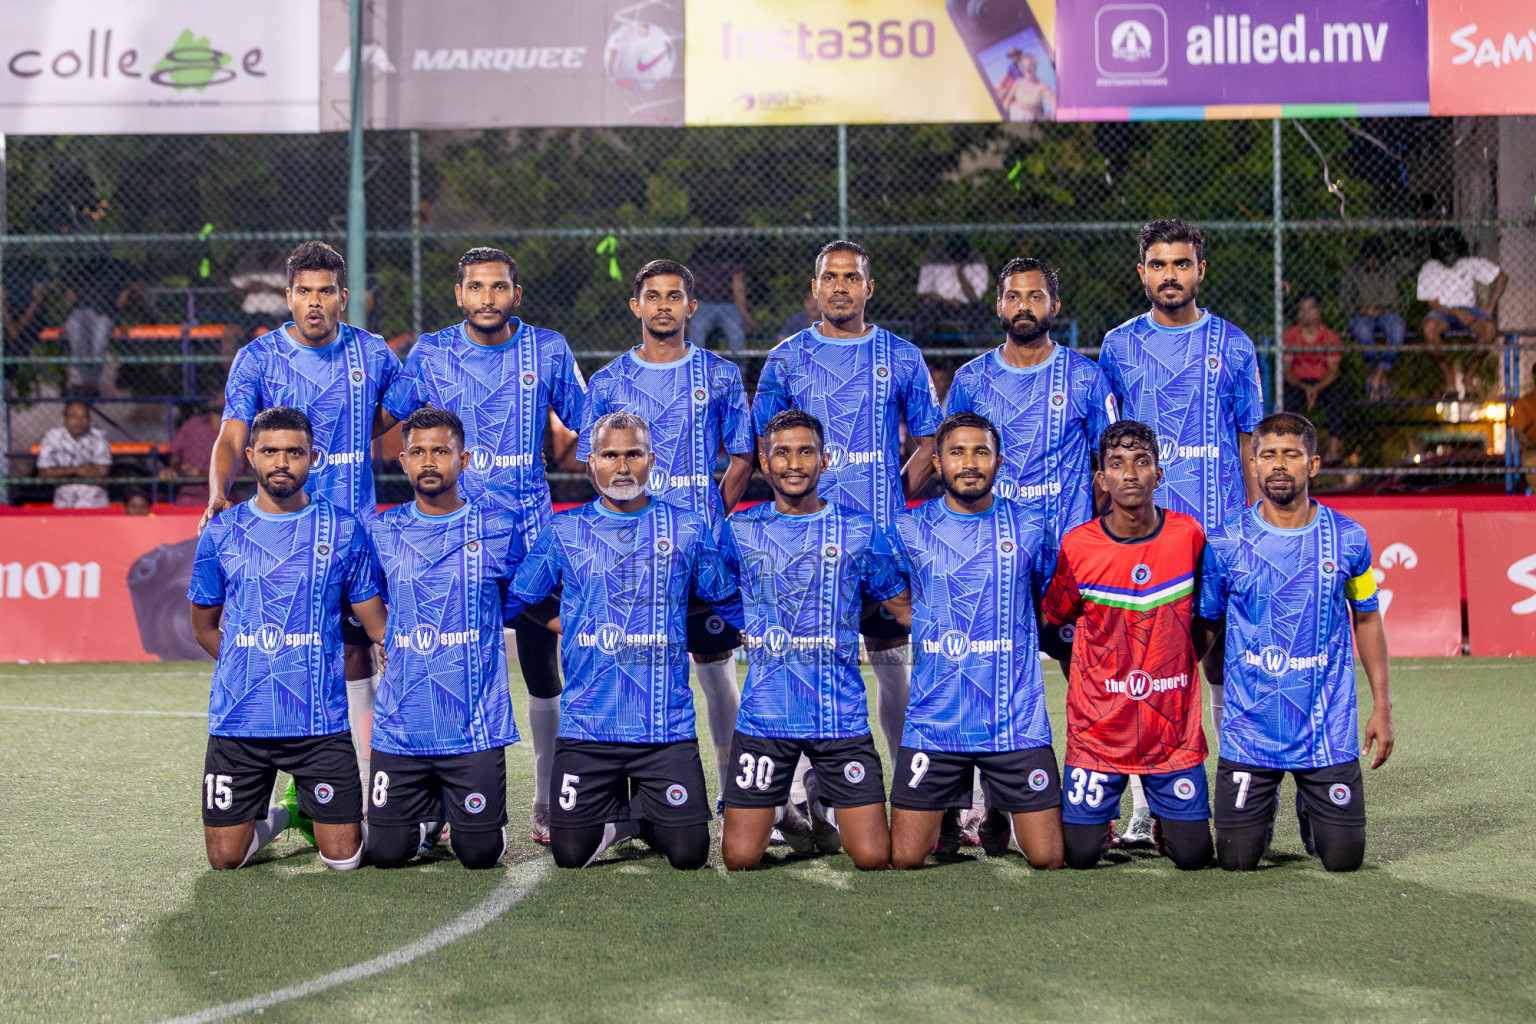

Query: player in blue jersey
<box><xmin>510</xmin><ymin>412</ymin><xmax>744</xmax><ymax>870</ymax></box>
<box><xmin>884</xmin><ymin>412</ymin><xmax>1065</xmax><ymax>871</ymax></box>
<box><xmin>189</xmin><ymin>406</ymin><xmax>387</xmax><ymax>871</ymax></box>
<box><xmin>1199</xmin><ymin>413</ymin><xmax>1394</xmax><ymax>872</ymax></box>
<box><xmin>754</xmin><ymin>240</ymin><xmax>945</xmax><ymax>771</ymax></box>
<box><xmin>365</xmin><ymin>408</ymin><xmax>533</xmax><ymax>870</ymax></box>
<box><xmin>1098</xmin><ymin>219</ymin><xmax>1265</xmax><ymax>841</ymax></box>
<box><xmin>205</xmin><ymin>241</ymin><xmax>402</xmax><ymax>799</ymax></box>
<box><xmin>379</xmin><ymin>247</ymin><xmax>586</xmax><ymax>845</ymax></box>
<box><xmin>719</xmin><ymin>409</ymin><xmax>909</xmax><ymax>871</ymax></box>
<box><xmin>577</xmin><ymin>260</ymin><xmax>756</xmax><ymax>810</ymax></box>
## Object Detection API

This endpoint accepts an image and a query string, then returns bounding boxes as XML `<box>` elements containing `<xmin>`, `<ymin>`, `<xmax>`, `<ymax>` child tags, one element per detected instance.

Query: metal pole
<box><xmin>0</xmin><ymin>131</ymin><xmax>8</xmax><ymax>505</ymax></box>
<box><xmin>1272</xmin><ymin>117</ymin><xmax>1284</xmax><ymax>413</ymax></box>
<box><xmin>837</xmin><ymin>125</ymin><xmax>848</xmax><ymax>237</ymax></box>
<box><xmin>346</xmin><ymin>0</ymin><xmax>367</xmax><ymax>330</ymax></box>
<box><xmin>410</xmin><ymin>130</ymin><xmax>422</xmax><ymax>338</ymax></box>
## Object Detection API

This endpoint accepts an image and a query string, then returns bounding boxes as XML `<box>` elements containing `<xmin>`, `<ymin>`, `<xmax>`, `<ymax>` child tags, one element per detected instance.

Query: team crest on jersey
<box><xmin>874</xmin><ymin>365</ymin><xmax>890</xmax><ymax>380</ymax></box>
<box><xmin>692</xmin><ymin>386</ymin><xmax>708</xmax><ymax>404</ymax></box>
<box><xmin>997</xmin><ymin>537</ymin><xmax>1016</xmax><ymax>556</ymax></box>
<box><xmin>313</xmin><ymin>782</ymin><xmax>335</xmax><ymax>804</ymax></box>
<box><xmin>655</xmin><ymin>537</ymin><xmax>673</xmax><ymax>555</ymax></box>
<box><xmin>466</xmin><ymin>540</ymin><xmax>481</xmax><ymax>555</ymax></box>
<box><xmin>1049</xmin><ymin>392</ymin><xmax>1066</xmax><ymax>409</ymax></box>
<box><xmin>666</xmin><ymin>784</ymin><xmax>688</xmax><ymax>807</ymax></box>
<box><xmin>1321</xmin><ymin>559</ymin><xmax>1337</xmax><ymax>575</ymax></box>
<box><xmin>315</xmin><ymin>542</ymin><xmax>332</xmax><ymax>559</ymax></box>
<box><xmin>1058</xmin><ymin>624</ymin><xmax>1075</xmax><ymax>644</ymax></box>
<box><xmin>350</xmin><ymin>369</ymin><xmax>364</xmax><ymax>385</ymax></box>
<box><xmin>1173</xmin><ymin>777</ymin><xmax>1196</xmax><ymax>801</ymax></box>
<box><xmin>824</xmin><ymin>544</ymin><xmax>839</xmax><ymax>559</ymax></box>
<box><xmin>520</xmin><ymin>370</ymin><xmax>537</xmax><ymax>389</ymax></box>
<box><xmin>1206</xmin><ymin>355</ymin><xmax>1220</xmax><ymax>372</ymax></box>
<box><xmin>256</xmin><ymin>623</ymin><xmax>285</xmax><ymax>656</ymax></box>
<box><xmin>705</xmin><ymin>614</ymin><xmax>725</xmax><ymax>635</ymax></box>
<box><xmin>464</xmin><ymin>792</ymin><xmax>488</xmax><ymax>814</ymax></box>
<box><xmin>1027</xmin><ymin>769</ymin><xmax>1050</xmax><ymax>792</ymax></box>
<box><xmin>1132</xmin><ymin>563</ymin><xmax>1152</xmax><ymax>585</ymax></box>
<box><xmin>1328</xmin><ymin>783</ymin><xmax>1352</xmax><ymax>806</ymax></box>
<box><xmin>844</xmin><ymin>761</ymin><xmax>867</xmax><ymax>784</ymax></box>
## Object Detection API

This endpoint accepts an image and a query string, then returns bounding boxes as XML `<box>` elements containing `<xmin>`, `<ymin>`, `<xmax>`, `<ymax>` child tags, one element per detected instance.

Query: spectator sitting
<box><xmin>778</xmin><ymin>289</ymin><xmax>818</xmax><ymax>341</ymax></box>
<box><xmin>1511</xmin><ymin>363</ymin><xmax>1536</xmax><ymax>495</ymax></box>
<box><xmin>160</xmin><ymin>396</ymin><xmax>233</xmax><ymax>506</ymax></box>
<box><xmin>123</xmin><ymin>486</ymin><xmax>152</xmax><ymax>516</ymax></box>
<box><xmin>911</xmin><ymin>237</ymin><xmax>991</xmax><ymax>348</ymax></box>
<box><xmin>1417</xmin><ymin>231</ymin><xmax>1509</xmax><ymax>400</ymax></box>
<box><xmin>688</xmin><ymin>243</ymin><xmax>755</xmax><ymax>353</ymax></box>
<box><xmin>1342</xmin><ymin>237</ymin><xmax>1412</xmax><ymax>402</ymax></box>
<box><xmin>36</xmin><ymin>400</ymin><xmax>112</xmax><ymax>508</ymax></box>
<box><xmin>1282</xmin><ymin>294</ymin><xmax>1344</xmax><ymax>465</ymax></box>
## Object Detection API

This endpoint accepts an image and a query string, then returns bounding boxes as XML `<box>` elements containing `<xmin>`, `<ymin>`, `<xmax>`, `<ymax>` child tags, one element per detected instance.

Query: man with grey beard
<box><xmin>509</xmin><ymin>412</ymin><xmax>744</xmax><ymax>869</ymax></box>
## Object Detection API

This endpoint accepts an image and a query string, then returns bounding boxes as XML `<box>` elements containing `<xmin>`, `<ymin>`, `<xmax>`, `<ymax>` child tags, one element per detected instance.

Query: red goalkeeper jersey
<box><xmin>1042</xmin><ymin>509</ymin><xmax>1207</xmax><ymax>775</ymax></box>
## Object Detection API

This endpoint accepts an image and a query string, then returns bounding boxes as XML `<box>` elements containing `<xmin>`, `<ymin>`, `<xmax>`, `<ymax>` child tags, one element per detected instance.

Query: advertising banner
<box><xmin>1428</xmin><ymin>0</ymin><xmax>1536</xmax><ymax>115</ymax></box>
<box><xmin>1054</xmin><ymin>0</ymin><xmax>1429</xmax><ymax>119</ymax></box>
<box><xmin>685</xmin><ymin>0</ymin><xmax>1059</xmax><ymax>126</ymax></box>
<box><xmin>1341</xmin><ymin>508</ymin><xmax>1462</xmax><ymax>658</ymax></box>
<box><xmin>0</xmin><ymin>0</ymin><xmax>319</xmax><ymax>135</ymax></box>
<box><xmin>320</xmin><ymin>0</ymin><xmax>684</xmax><ymax>129</ymax></box>
<box><xmin>0</xmin><ymin>515</ymin><xmax>204</xmax><ymax>664</ymax></box>
<box><xmin>1463</xmin><ymin>512</ymin><xmax>1536</xmax><ymax>657</ymax></box>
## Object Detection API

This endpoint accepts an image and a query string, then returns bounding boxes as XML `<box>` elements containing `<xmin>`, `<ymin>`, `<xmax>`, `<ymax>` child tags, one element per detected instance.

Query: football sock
<box><xmin>452</xmin><ymin>826</ymin><xmax>507</xmax><ymax>870</ymax></box>
<box><xmin>526</xmin><ymin>695</ymin><xmax>562</xmax><ymax>807</ymax></box>
<box><xmin>237</xmin><ymin>805</ymin><xmax>291</xmax><ymax>869</ymax></box>
<box><xmin>1311</xmin><ymin>821</ymin><xmax>1366</xmax><ymax>873</ymax></box>
<box><xmin>582</xmin><ymin>820</ymin><xmax>642</xmax><ymax>868</ymax></box>
<box><xmin>868</xmin><ymin>646</ymin><xmax>911</xmax><ymax>761</ymax></box>
<box><xmin>1215</xmin><ymin>824</ymin><xmax>1269</xmax><ymax>871</ymax></box>
<box><xmin>1129</xmin><ymin>775</ymin><xmax>1150</xmax><ymax>817</ymax></box>
<box><xmin>1207</xmin><ymin>682</ymin><xmax>1224</xmax><ymax>739</ymax></box>
<box><xmin>366</xmin><ymin>824</ymin><xmax>420</xmax><ymax>869</ymax></box>
<box><xmin>693</xmin><ymin>658</ymin><xmax>741</xmax><ymax>792</ymax></box>
<box><xmin>1062</xmin><ymin>822</ymin><xmax>1111</xmax><ymax>870</ymax></box>
<box><xmin>345</xmin><ymin>672</ymin><xmax>380</xmax><ymax>792</ymax></box>
<box><xmin>1156</xmin><ymin>817</ymin><xmax>1214</xmax><ymax>870</ymax></box>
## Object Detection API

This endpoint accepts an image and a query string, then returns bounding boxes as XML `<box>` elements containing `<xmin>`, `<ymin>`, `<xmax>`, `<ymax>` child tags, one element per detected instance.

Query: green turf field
<box><xmin>2</xmin><ymin>659</ymin><xmax>1534</xmax><ymax>1024</ymax></box>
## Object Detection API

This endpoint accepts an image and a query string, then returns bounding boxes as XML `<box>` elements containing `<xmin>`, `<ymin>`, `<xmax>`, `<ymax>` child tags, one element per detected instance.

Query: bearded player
<box><xmin>1043</xmin><ymin>421</ymin><xmax>1215</xmax><ymax>870</ymax></box>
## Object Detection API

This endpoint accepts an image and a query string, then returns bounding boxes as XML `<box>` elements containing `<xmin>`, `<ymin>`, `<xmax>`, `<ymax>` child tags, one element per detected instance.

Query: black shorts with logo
<box><xmin>1038</xmin><ymin>620</ymin><xmax>1076</xmax><ymax>663</ymax></box>
<box><xmin>367</xmin><ymin>746</ymin><xmax>509</xmax><ymax>832</ymax></box>
<box><xmin>860</xmin><ymin>601</ymin><xmax>910</xmax><ymax>641</ymax></box>
<box><xmin>550</xmin><ymin>738</ymin><xmax>711</xmax><ymax>829</ymax></box>
<box><xmin>723</xmin><ymin>732</ymin><xmax>886</xmax><ymax>810</ymax></box>
<box><xmin>341</xmin><ymin>600</ymin><xmax>371</xmax><ymax>648</ymax></box>
<box><xmin>202</xmin><ymin>732</ymin><xmax>363</xmax><ymax>827</ymax></box>
<box><xmin>686</xmin><ymin>594</ymin><xmax>741</xmax><ymax>657</ymax></box>
<box><xmin>890</xmin><ymin>744</ymin><xmax>1061</xmax><ymax>814</ymax></box>
<box><xmin>1214</xmin><ymin>757</ymin><xmax>1366</xmax><ymax>829</ymax></box>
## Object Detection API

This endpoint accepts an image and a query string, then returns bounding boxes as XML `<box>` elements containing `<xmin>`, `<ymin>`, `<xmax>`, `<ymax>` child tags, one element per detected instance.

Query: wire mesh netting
<box><xmin>3</xmin><ymin>117</ymin><xmax>1533</xmax><ymax>508</ymax></box>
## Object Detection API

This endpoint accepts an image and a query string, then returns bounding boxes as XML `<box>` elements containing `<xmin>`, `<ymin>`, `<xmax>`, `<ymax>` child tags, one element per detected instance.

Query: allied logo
<box><xmin>1157</xmin><ymin>434</ymin><xmax>1179</xmax><ymax>465</ymax></box>
<box><xmin>665</xmin><ymin>784</ymin><xmax>688</xmax><ymax>807</ymax></box>
<box><xmin>1027</xmin><ymin>769</ymin><xmax>1050</xmax><ymax>792</ymax></box>
<box><xmin>350</xmin><ymin>369</ymin><xmax>364</xmax><ymax>385</ymax></box>
<box><xmin>411</xmin><ymin>624</ymin><xmax>440</xmax><ymax>652</ymax></box>
<box><xmin>655</xmin><ymin>537</ymin><xmax>673</xmax><ymax>555</ymax></box>
<box><xmin>464</xmin><ymin>792</ymin><xmax>488</xmax><ymax>814</ymax></box>
<box><xmin>1328</xmin><ymin>783</ymin><xmax>1352</xmax><ymax>807</ymax></box>
<box><xmin>939</xmin><ymin>629</ymin><xmax>971</xmax><ymax>662</ymax></box>
<box><xmin>255</xmin><ymin>623</ymin><xmax>285</xmax><ymax>656</ymax></box>
<box><xmin>1172</xmin><ymin>777</ymin><xmax>1197</xmax><ymax>801</ymax></box>
<box><xmin>595</xmin><ymin>623</ymin><xmax>625</xmax><ymax>655</ymax></box>
<box><xmin>313</xmin><ymin>782</ymin><xmax>335</xmax><ymax>805</ymax></box>
<box><xmin>1132</xmin><ymin>563</ymin><xmax>1152</xmax><ymax>585</ymax></box>
<box><xmin>1058</xmin><ymin>624</ymin><xmax>1076</xmax><ymax>644</ymax></box>
<box><xmin>1258</xmin><ymin>645</ymin><xmax>1289</xmax><ymax>677</ymax></box>
<box><xmin>1125</xmin><ymin>669</ymin><xmax>1154</xmax><ymax>701</ymax></box>
<box><xmin>844</xmin><ymin>761</ymin><xmax>867</xmax><ymax>784</ymax></box>
<box><xmin>764</xmin><ymin>625</ymin><xmax>792</xmax><ymax>656</ymax></box>
<box><xmin>315</xmin><ymin>543</ymin><xmax>332</xmax><ymax>559</ymax></box>
<box><xmin>705</xmin><ymin>614</ymin><xmax>726</xmax><ymax>636</ymax></box>
<box><xmin>466</xmin><ymin>540</ymin><xmax>481</xmax><ymax>555</ymax></box>
<box><xmin>1321</xmin><ymin>560</ymin><xmax>1337</xmax><ymax>575</ymax></box>
<box><xmin>824</xmin><ymin>544</ymin><xmax>839</xmax><ymax>559</ymax></box>
<box><xmin>1050</xmin><ymin>392</ymin><xmax>1066</xmax><ymax>409</ymax></box>
<box><xmin>998</xmin><ymin>537</ymin><xmax>1016</xmax><ymax>556</ymax></box>
<box><xmin>521</xmin><ymin>371</ymin><xmax>537</xmax><ymax>388</ymax></box>
<box><xmin>1207</xmin><ymin>355</ymin><xmax>1220</xmax><ymax>372</ymax></box>
<box><xmin>693</xmin><ymin>387</ymin><xmax>708</xmax><ymax>404</ymax></box>
<box><xmin>874</xmin><ymin>365</ymin><xmax>890</xmax><ymax>380</ymax></box>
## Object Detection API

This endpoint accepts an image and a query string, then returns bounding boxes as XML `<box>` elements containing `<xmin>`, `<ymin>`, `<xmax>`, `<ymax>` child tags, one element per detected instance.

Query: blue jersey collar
<box><xmin>808</xmin><ymin>323</ymin><xmax>877</xmax><ymax>346</ymax></box>
<box><xmin>592</xmin><ymin>496</ymin><xmax>656</xmax><ymax>520</ymax></box>
<box><xmin>408</xmin><ymin>500</ymin><xmax>472</xmax><ymax>522</ymax></box>
<box><xmin>280</xmin><ymin>322</ymin><xmax>348</xmax><ymax>354</ymax></box>
<box><xmin>1141</xmin><ymin>310</ymin><xmax>1210</xmax><ymax>334</ymax></box>
<box><xmin>627</xmin><ymin>343</ymin><xmax>697</xmax><ymax>370</ymax></box>
<box><xmin>246</xmin><ymin>496</ymin><xmax>319</xmax><ymax>522</ymax></box>
<box><xmin>457</xmin><ymin>318</ymin><xmax>524</xmax><ymax>350</ymax></box>
<box><xmin>989</xmin><ymin>343</ymin><xmax>1059</xmax><ymax>375</ymax></box>
<box><xmin>1251</xmin><ymin>499</ymin><xmax>1321</xmax><ymax>535</ymax></box>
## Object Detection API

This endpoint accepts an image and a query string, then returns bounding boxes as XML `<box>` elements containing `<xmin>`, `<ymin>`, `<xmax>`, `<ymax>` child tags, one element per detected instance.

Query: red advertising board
<box><xmin>1337</xmin><ymin>508</ymin><xmax>1463</xmax><ymax>658</ymax></box>
<box><xmin>1428</xmin><ymin>0</ymin><xmax>1536</xmax><ymax>116</ymax></box>
<box><xmin>1463</xmin><ymin>512</ymin><xmax>1536</xmax><ymax>656</ymax></box>
<box><xmin>0</xmin><ymin>515</ymin><xmax>204</xmax><ymax>664</ymax></box>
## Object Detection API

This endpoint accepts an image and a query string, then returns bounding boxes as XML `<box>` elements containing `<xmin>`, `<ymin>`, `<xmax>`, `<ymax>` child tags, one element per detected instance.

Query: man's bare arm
<box><xmin>1353</xmin><ymin>606</ymin><xmax>1394</xmax><ymax>768</ymax></box>
<box><xmin>902</xmin><ymin>436</ymin><xmax>936</xmax><ymax>499</ymax></box>
<box><xmin>719</xmin><ymin>452</ymin><xmax>756</xmax><ymax>514</ymax></box>
<box><xmin>203</xmin><ymin>418</ymin><xmax>251</xmax><ymax>531</ymax></box>
<box><xmin>191</xmin><ymin>604</ymin><xmax>224</xmax><ymax>659</ymax></box>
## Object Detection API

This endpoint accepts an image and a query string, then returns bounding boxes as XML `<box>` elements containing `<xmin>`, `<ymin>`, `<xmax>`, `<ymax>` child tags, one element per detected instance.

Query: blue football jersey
<box><xmin>1198</xmin><ymin>502</ymin><xmax>1379</xmax><ymax>770</ymax></box>
<box><xmin>945</xmin><ymin>344</ymin><xmax>1118</xmax><ymax>540</ymax></box>
<box><xmin>889</xmin><ymin>497</ymin><xmax>1058</xmax><ymax>753</ymax></box>
<box><xmin>723</xmin><ymin>501</ymin><xmax>905</xmax><ymax>740</ymax></box>
<box><xmin>753</xmin><ymin>325</ymin><xmax>943</xmax><ymax>528</ymax></box>
<box><xmin>509</xmin><ymin>498</ymin><xmax>743</xmax><ymax>745</ymax></box>
<box><xmin>577</xmin><ymin>345</ymin><xmax>753</xmax><ymax>522</ymax></box>
<box><xmin>224</xmin><ymin>323</ymin><xmax>400</xmax><ymax>525</ymax></box>
<box><xmin>382</xmin><ymin>320</ymin><xmax>587</xmax><ymax>536</ymax></box>
<box><xmin>1098</xmin><ymin>311</ymin><xmax>1264</xmax><ymax>531</ymax></box>
<box><xmin>188</xmin><ymin>498</ymin><xmax>380</xmax><ymax>739</ymax></box>
<box><xmin>369</xmin><ymin>500</ymin><xmax>526</xmax><ymax>757</ymax></box>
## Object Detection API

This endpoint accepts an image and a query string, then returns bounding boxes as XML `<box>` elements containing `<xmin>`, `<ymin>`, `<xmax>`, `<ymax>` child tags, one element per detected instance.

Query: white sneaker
<box><xmin>1119</xmin><ymin>810</ymin><xmax>1155</xmax><ymax>847</ymax></box>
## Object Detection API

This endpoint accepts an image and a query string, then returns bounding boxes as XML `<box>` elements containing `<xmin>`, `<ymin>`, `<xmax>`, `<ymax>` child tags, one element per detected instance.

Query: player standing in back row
<box><xmin>380</xmin><ymin>247</ymin><xmax>586</xmax><ymax>845</ymax></box>
<box><xmin>754</xmin><ymin>240</ymin><xmax>944</xmax><ymax>769</ymax></box>
<box><xmin>1098</xmin><ymin>219</ymin><xmax>1264</xmax><ymax>753</ymax></box>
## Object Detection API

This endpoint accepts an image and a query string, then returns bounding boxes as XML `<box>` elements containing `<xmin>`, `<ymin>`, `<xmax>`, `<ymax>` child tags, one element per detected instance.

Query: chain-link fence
<box><xmin>3</xmin><ymin>116</ymin><xmax>1533</xmax><ymax>508</ymax></box>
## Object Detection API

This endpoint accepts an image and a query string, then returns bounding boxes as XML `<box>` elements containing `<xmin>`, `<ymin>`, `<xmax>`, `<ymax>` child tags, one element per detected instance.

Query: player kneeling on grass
<box><xmin>1042</xmin><ymin>420</ymin><xmax>1215</xmax><ymax>870</ymax></box>
<box><xmin>190</xmin><ymin>406</ymin><xmax>387</xmax><ymax>871</ymax></box>
<box><xmin>885</xmin><ymin>412</ymin><xmax>1065</xmax><ymax>871</ymax></box>
<box><xmin>366</xmin><ymin>408</ymin><xmax>535</xmax><ymax>870</ymax></box>
<box><xmin>1199</xmin><ymin>412</ymin><xmax>1394</xmax><ymax>872</ymax></box>
<box><xmin>719</xmin><ymin>410</ymin><xmax>907</xmax><ymax>871</ymax></box>
<box><xmin>509</xmin><ymin>412</ymin><xmax>744</xmax><ymax>870</ymax></box>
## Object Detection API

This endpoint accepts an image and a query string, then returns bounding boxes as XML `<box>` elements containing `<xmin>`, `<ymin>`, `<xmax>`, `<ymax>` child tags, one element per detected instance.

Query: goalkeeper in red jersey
<box><xmin>1043</xmin><ymin>420</ymin><xmax>1218</xmax><ymax>870</ymax></box>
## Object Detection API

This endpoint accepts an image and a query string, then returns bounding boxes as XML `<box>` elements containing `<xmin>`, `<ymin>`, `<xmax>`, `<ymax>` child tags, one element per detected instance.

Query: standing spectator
<box><xmin>1511</xmin><ymin>364</ymin><xmax>1536</xmax><ymax>495</ymax></box>
<box><xmin>1282</xmin><ymin>294</ymin><xmax>1344</xmax><ymax>465</ymax></box>
<box><xmin>1341</xmin><ymin>238</ymin><xmax>1412</xmax><ymax>402</ymax></box>
<box><xmin>688</xmin><ymin>243</ymin><xmax>755</xmax><ymax>353</ymax></box>
<box><xmin>1417</xmin><ymin>232</ymin><xmax>1508</xmax><ymax>400</ymax></box>
<box><xmin>160</xmin><ymin>396</ymin><xmax>232</xmax><ymax>507</ymax></box>
<box><xmin>2</xmin><ymin>255</ymin><xmax>49</xmax><ymax>355</ymax></box>
<box><xmin>36</xmin><ymin>400</ymin><xmax>112</xmax><ymax>508</ymax></box>
<box><xmin>911</xmin><ymin>237</ymin><xmax>991</xmax><ymax>348</ymax></box>
<box><xmin>62</xmin><ymin>253</ymin><xmax>140</xmax><ymax>397</ymax></box>
<box><xmin>778</xmin><ymin>289</ymin><xmax>818</xmax><ymax>341</ymax></box>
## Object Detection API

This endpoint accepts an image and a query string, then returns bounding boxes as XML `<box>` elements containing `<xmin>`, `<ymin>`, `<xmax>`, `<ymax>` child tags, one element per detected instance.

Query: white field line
<box><xmin>153</xmin><ymin>857</ymin><xmax>549</xmax><ymax>1024</ymax></box>
<box><xmin>0</xmin><ymin>705</ymin><xmax>204</xmax><ymax>718</ymax></box>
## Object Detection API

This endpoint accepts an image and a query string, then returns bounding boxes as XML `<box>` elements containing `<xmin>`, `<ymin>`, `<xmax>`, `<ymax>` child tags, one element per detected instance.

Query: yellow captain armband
<box><xmin>1344</xmin><ymin>568</ymin><xmax>1378</xmax><ymax>602</ymax></box>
